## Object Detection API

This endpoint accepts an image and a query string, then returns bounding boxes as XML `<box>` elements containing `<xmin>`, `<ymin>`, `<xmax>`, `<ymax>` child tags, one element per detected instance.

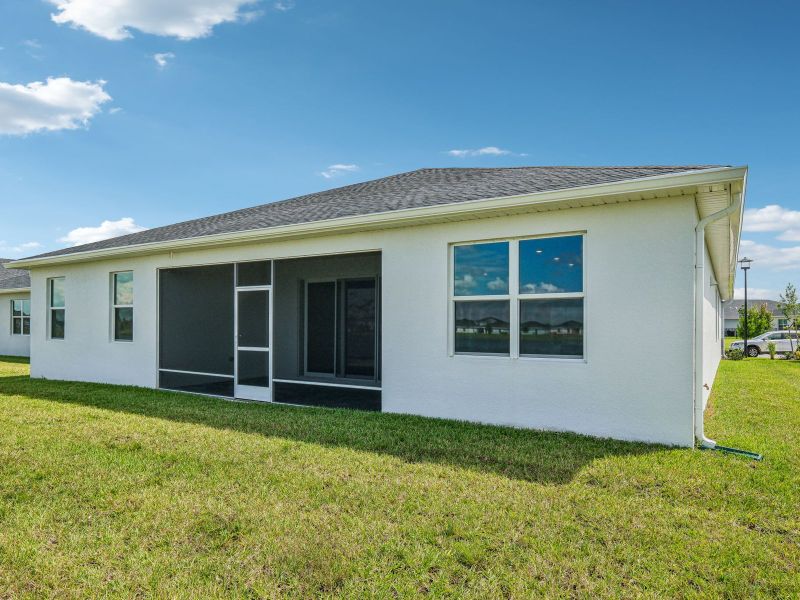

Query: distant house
<box><xmin>8</xmin><ymin>165</ymin><xmax>747</xmax><ymax>448</ymax></box>
<box><xmin>723</xmin><ymin>299</ymin><xmax>788</xmax><ymax>336</ymax></box>
<box><xmin>0</xmin><ymin>259</ymin><xmax>31</xmax><ymax>357</ymax></box>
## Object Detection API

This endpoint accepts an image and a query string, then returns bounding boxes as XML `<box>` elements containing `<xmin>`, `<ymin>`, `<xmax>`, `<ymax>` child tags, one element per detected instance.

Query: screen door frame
<box><xmin>234</xmin><ymin>261</ymin><xmax>273</xmax><ymax>402</ymax></box>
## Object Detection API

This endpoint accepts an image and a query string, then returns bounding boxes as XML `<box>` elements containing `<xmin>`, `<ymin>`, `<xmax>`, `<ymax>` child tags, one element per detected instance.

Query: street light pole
<box><xmin>738</xmin><ymin>257</ymin><xmax>753</xmax><ymax>356</ymax></box>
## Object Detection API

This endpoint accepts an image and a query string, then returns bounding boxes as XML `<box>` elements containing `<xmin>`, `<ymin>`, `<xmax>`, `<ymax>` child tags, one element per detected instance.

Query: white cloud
<box><xmin>739</xmin><ymin>239</ymin><xmax>800</xmax><ymax>272</ymax></box>
<box><xmin>319</xmin><ymin>164</ymin><xmax>359</xmax><ymax>179</ymax></box>
<box><xmin>21</xmin><ymin>39</ymin><xmax>44</xmax><ymax>60</ymax></box>
<box><xmin>743</xmin><ymin>204</ymin><xmax>800</xmax><ymax>241</ymax></box>
<box><xmin>743</xmin><ymin>204</ymin><xmax>800</xmax><ymax>232</ymax></box>
<box><xmin>153</xmin><ymin>52</ymin><xmax>175</xmax><ymax>69</ymax></box>
<box><xmin>521</xmin><ymin>282</ymin><xmax>563</xmax><ymax>294</ymax></box>
<box><xmin>109</xmin><ymin>107</ymin><xmax>123</xmax><ymax>114</ymax></box>
<box><xmin>733</xmin><ymin>288</ymin><xmax>779</xmax><ymax>301</ymax></box>
<box><xmin>486</xmin><ymin>277</ymin><xmax>507</xmax><ymax>291</ymax></box>
<box><xmin>0</xmin><ymin>241</ymin><xmax>42</xmax><ymax>256</ymax></box>
<box><xmin>447</xmin><ymin>146</ymin><xmax>513</xmax><ymax>158</ymax></box>
<box><xmin>59</xmin><ymin>217</ymin><xmax>146</xmax><ymax>247</ymax></box>
<box><xmin>454</xmin><ymin>274</ymin><xmax>477</xmax><ymax>294</ymax></box>
<box><xmin>0</xmin><ymin>77</ymin><xmax>111</xmax><ymax>135</ymax></box>
<box><xmin>274</xmin><ymin>0</ymin><xmax>295</xmax><ymax>10</ymax></box>
<box><xmin>48</xmin><ymin>0</ymin><xmax>262</xmax><ymax>41</ymax></box>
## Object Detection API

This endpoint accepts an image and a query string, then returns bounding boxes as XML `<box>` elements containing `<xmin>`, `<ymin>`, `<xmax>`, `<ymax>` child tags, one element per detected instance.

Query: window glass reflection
<box><xmin>455</xmin><ymin>300</ymin><xmax>510</xmax><ymax>354</ymax></box>
<box><xmin>114</xmin><ymin>272</ymin><xmax>134</xmax><ymax>305</ymax></box>
<box><xmin>51</xmin><ymin>309</ymin><xmax>65</xmax><ymax>339</ymax></box>
<box><xmin>114</xmin><ymin>307</ymin><xmax>133</xmax><ymax>341</ymax></box>
<box><xmin>519</xmin><ymin>236</ymin><xmax>582</xmax><ymax>294</ymax></box>
<box><xmin>454</xmin><ymin>242</ymin><xmax>509</xmax><ymax>296</ymax></box>
<box><xmin>520</xmin><ymin>299</ymin><xmax>583</xmax><ymax>357</ymax></box>
<box><xmin>50</xmin><ymin>278</ymin><xmax>65</xmax><ymax>308</ymax></box>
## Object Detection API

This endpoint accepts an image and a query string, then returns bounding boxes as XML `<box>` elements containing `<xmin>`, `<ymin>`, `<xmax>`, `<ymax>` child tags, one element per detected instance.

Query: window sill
<box><xmin>450</xmin><ymin>353</ymin><xmax>587</xmax><ymax>364</ymax></box>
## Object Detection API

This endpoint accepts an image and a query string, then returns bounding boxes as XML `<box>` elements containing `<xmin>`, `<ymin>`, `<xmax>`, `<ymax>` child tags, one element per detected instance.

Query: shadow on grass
<box><xmin>0</xmin><ymin>374</ymin><xmax>666</xmax><ymax>484</ymax></box>
<box><xmin>0</xmin><ymin>355</ymin><xmax>30</xmax><ymax>364</ymax></box>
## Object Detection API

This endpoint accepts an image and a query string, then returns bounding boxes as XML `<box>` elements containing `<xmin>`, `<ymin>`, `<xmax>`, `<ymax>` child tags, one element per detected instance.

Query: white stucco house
<box><xmin>0</xmin><ymin>259</ymin><xmax>31</xmax><ymax>357</ymax></box>
<box><xmin>7</xmin><ymin>165</ymin><xmax>747</xmax><ymax>447</ymax></box>
<box><xmin>723</xmin><ymin>299</ymin><xmax>788</xmax><ymax>337</ymax></box>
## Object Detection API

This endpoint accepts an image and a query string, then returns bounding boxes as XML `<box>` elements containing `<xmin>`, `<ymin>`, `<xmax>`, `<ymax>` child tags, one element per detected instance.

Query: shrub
<box><xmin>725</xmin><ymin>348</ymin><xmax>745</xmax><ymax>361</ymax></box>
<box><xmin>736</xmin><ymin>303</ymin><xmax>774</xmax><ymax>339</ymax></box>
<box><xmin>768</xmin><ymin>341</ymin><xmax>777</xmax><ymax>360</ymax></box>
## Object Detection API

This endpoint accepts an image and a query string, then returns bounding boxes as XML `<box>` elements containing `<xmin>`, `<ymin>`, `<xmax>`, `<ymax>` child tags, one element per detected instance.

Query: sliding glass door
<box><xmin>304</xmin><ymin>278</ymin><xmax>379</xmax><ymax>382</ymax></box>
<box><xmin>306</xmin><ymin>281</ymin><xmax>336</xmax><ymax>375</ymax></box>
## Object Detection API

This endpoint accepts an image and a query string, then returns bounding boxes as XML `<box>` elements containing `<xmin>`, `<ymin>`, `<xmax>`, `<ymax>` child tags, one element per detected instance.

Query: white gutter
<box><xmin>8</xmin><ymin>166</ymin><xmax>748</xmax><ymax>269</ymax></box>
<box><xmin>694</xmin><ymin>190</ymin><xmax>743</xmax><ymax>447</ymax></box>
<box><xmin>0</xmin><ymin>288</ymin><xmax>30</xmax><ymax>294</ymax></box>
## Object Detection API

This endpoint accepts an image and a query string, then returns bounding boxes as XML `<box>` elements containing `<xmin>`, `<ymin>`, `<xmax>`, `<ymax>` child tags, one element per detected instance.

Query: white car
<box><xmin>729</xmin><ymin>330</ymin><xmax>799</xmax><ymax>357</ymax></box>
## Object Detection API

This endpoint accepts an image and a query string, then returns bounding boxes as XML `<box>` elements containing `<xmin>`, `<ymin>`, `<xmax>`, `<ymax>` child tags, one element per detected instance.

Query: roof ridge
<box><xmin>412</xmin><ymin>165</ymin><xmax>726</xmax><ymax>172</ymax></box>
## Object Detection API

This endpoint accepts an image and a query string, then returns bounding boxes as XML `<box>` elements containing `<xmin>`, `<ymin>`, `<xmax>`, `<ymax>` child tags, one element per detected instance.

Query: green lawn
<box><xmin>0</xmin><ymin>357</ymin><xmax>797</xmax><ymax>597</ymax></box>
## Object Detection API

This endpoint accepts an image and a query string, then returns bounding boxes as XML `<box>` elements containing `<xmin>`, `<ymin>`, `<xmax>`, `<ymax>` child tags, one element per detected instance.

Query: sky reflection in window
<box><xmin>454</xmin><ymin>242</ymin><xmax>509</xmax><ymax>296</ymax></box>
<box><xmin>519</xmin><ymin>236</ymin><xmax>582</xmax><ymax>294</ymax></box>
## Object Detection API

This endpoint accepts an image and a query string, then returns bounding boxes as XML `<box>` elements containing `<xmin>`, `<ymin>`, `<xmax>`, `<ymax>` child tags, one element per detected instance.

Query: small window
<box><xmin>11</xmin><ymin>299</ymin><xmax>30</xmax><ymax>336</ymax></box>
<box><xmin>48</xmin><ymin>277</ymin><xmax>65</xmax><ymax>339</ymax></box>
<box><xmin>112</xmin><ymin>271</ymin><xmax>134</xmax><ymax>341</ymax></box>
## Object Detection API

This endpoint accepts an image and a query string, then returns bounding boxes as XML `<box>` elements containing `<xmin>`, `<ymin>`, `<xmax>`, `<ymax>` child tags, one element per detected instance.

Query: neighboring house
<box><xmin>723</xmin><ymin>299</ymin><xmax>789</xmax><ymax>336</ymax></box>
<box><xmin>0</xmin><ymin>259</ymin><xmax>31</xmax><ymax>357</ymax></box>
<box><xmin>8</xmin><ymin>165</ymin><xmax>747</xmax><ymax>447</ymax></box>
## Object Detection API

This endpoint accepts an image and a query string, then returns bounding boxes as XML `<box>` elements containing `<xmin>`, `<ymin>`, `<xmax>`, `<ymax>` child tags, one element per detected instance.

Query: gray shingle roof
<box><xmin>0</xmin><ymin>259</ymin><xmax>30</xmax><ymax>290</ymax></box>
<box><xmin>24</xmin><ymin>165</ymin><xmax>722</xmax><ymax>261</ymax></box>
<box><xmin>724</xmin><ymin>299</ymin><xmax>782</xmax><ymax>319</ymax></box>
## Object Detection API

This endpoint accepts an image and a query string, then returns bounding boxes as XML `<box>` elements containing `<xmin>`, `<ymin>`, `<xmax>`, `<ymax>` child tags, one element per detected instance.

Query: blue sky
<box><xmin>0</xmin><ymin>0</ymin><xmax>798</xmax><ymax>299</ymax></box>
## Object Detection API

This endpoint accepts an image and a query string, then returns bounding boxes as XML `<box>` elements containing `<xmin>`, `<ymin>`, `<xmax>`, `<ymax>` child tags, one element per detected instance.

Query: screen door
<box><xmin>235</xmin><ymin>276</ymin><xmax>271</xmax><ymax>401</ymax></box>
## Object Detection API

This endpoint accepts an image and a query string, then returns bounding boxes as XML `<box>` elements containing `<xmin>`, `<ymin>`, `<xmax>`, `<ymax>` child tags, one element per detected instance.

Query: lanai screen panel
<box><xmin>159</xmin><ymin>264</ymin><xmax>235</xmax><ymax>396</ymax></box>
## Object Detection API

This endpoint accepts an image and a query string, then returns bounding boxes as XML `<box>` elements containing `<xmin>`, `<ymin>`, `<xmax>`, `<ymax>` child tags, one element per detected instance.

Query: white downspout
<box><xmin>694</xmin><ymin>192</ymin><xmax>742</xmax><ymax>448</ymax></box>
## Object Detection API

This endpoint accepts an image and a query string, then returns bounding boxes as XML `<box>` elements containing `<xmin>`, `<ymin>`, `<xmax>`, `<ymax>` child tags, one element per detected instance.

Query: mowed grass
<box><xmin>0</xmin><ymin>358</ymin><xmax>797</xmax><ymax>597</ymax></box>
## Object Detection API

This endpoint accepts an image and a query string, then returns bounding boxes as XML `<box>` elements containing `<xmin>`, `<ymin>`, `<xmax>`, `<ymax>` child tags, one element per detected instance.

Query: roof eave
<box><xmin>8</xmin><ymin>166</ymin><xmax>748</xmax><ymax>269</ymax></box>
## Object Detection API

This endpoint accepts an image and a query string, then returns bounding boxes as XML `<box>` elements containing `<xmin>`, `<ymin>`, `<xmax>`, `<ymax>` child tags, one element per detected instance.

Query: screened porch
<box><xmin>157</xmin><ymin>251</ymin><xmax>381</xmax><ymax>411</ymax></box>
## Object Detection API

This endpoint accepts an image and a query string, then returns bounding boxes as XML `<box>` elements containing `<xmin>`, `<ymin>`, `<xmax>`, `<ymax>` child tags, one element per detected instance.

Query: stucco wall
<box><xmin>701</xmin><ymin>244</ymin><xmax>722</xmax><ymax>410</ymax></box>
<box><xmin>0</xmin><ymin>291</ymin><xmax>31</xmax><ymax>357</ymax></box>
<box><xmin>28</xmin><ymin>196</ymin><xmax>698</xmax><ymax>446</ymax></box>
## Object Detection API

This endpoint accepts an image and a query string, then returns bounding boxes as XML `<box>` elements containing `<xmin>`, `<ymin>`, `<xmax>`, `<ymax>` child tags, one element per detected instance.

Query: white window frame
<box><xmin>449</xmin><ymin>232</ymin><xmax>586</xmax><ymax>361</ymax></box>
<box><xmin>47</xmin><ymin>277</ymin><xmax>65</xmax><ymax>340</ymax></box>
<box><xmin>111</xmin><ymin>271</ymin><xmax>134</xmax><ymax>342</ymax></box>
<box><xmin>10</xmin><ymin>298</ymin><xmax>30</xmax><ymax>336</ymax></box>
